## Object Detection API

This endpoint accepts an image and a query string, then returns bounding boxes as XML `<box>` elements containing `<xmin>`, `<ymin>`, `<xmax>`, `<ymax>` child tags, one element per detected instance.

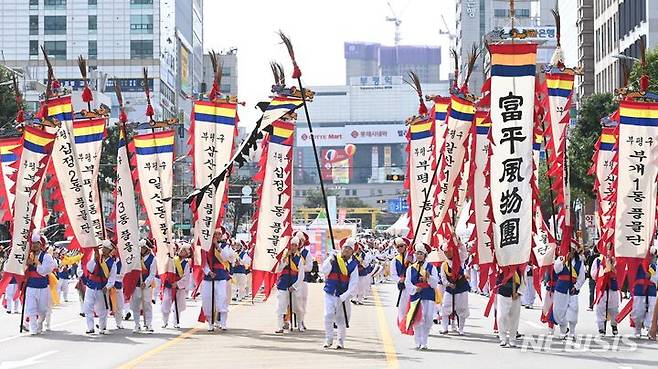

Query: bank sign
<box><xmin>297</xmin><ymin>124</ymin><xmax>407</xmax><ymax>147</ymax></box>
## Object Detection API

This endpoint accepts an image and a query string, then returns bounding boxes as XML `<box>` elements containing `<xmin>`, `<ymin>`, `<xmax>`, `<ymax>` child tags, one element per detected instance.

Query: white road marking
<box><xmin>0</xmin><ymin>318</ymin><xmax>79</xmax><ymax>343</ymax></box>
<box><xmin>523</xmin><ymin>320</ymin><xmax>544</xmax><ymax>329</ymax></box>
<box><xmin>0</xmin><ymin>350</ymin><xmax>57</xmax><ymax>369</ymax></box>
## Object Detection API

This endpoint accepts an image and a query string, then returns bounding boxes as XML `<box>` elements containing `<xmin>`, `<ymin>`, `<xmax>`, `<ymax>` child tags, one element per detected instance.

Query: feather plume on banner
<box><xmin>0</xmin><ymin>126</ymin><xmax>56</xmax><ymax>292</ymax></box>
<box><xmin>131</xmin><ymin>130</ymin><xmax>176</xmax><ymax>287</ymax></box>
<box><xmin>0</xmin><ymin>137</ymin><xmax>21</xmax><ymax>223</ymax></box>
<box><xmin>604</xmin><ymin>100</ymin><xmax>658</xmax><ymax>288</ymax></box>
<box><xmin>404</xmin><ymin>72</ymin><xmax>435</xmax><ymax>247</ymax></box>
<box><xmin>188</xmin><ymin>54</ymin><xmax>238</xmax><ymax>251</ymax></box>
<box><xmin>487</xmin><ymin>42</ymin><xmax>537</xmax><ymax>278</ymax></box>
<box><xmin>43</xmin><ymin>96</ymin><xmax>99</xmax><ymax>250</ymax></box>
<box><xmin>250</xmin><ymin>120</ymin><xmax>294</xmax><ymax>300</ymax></box>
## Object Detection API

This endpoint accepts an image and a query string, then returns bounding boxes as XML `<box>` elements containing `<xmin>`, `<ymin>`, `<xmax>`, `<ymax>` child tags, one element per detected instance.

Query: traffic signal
<box><xmin>386</xmin><ymin>174</ymin><xmax>405</xmax><ymax>181</ymax></box>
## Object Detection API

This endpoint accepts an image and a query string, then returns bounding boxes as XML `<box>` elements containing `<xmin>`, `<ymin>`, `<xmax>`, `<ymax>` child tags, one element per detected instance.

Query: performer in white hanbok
<box><xmin>403</xmin><ymin>243</ymin><xmax>439</xmax><ymax>350</ymax></box>
<box><xmin>162</xmin><ymin>244</ymin><xmax>191</xmax><ymax>328</ymax></box>
<box><xmin>24</xmin><ymin>232</ymin><xmax>56</xmax><ymax>335</ymax></box>
<box><xmin>82</xmin><ymin>240</ymin><xmax>117</xmax><ymax>334</ymax></box>
<box><xmin>129</xmin><ymin>239</ymin><xmax>157</xmax><ymax>333</ymax></box>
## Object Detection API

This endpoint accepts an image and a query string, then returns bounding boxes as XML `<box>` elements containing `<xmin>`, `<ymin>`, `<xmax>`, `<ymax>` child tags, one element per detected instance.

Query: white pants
<box><xmin>201</xmin><ymin>280</ymin><xmax>229</xmax><ymax>327</ymax></box>
<box><xmin>26</xmin><ymin>286</ymin><xmax>50</xmax><ymax>333</ymax></box>
<box><xmin>113</xmin><ymin>288</ymin><xmax>125</xmax><ymax>328</ymax></box>
<box><xmin>552</xmin><ymin>291</ymin><xmax>579</xmax><ymax>334</ymax></box>
<box><xmin>521</xmin><ymin>275</ymin><xmax>535</xmax><ymax>306</ymax></box>
<box><xmin>4</xmin><ymin>283</ymin><xmax>20</xmax><ymax>313</ymax></box>
<box><xmin>161</xmin><ymin>288</ymin><xmax>187</xmax><ymax>325</ymax></box>
<box><xmin>469</xmin><ymin>268</ymin><xmax>479</xmax><ymax>292</ymax></box>
<box><xmin>57</xmin><ymin>278</ymin><xmax>70</xmax><ymax>301</ymax></box>
<box><xmin>83</xmin><ymin>288</ymin><xmax>109</xmax><ymax>331</ymax></box>
<box><xmin>497</xmin><ymin>295</ymin><xmax>521</xmax><ymax>345</ymax></box>
<box><xmin>355</xmin><ymin>276</ymin><xmax>370</xmax><ymax>302</ymax></box>
<box><xmin>130</xmin><ymin>286</ymin><xmax>154</xmax><ymax>328</ymax></box>
<box><xmin>595</xmin><ymin>290</ymin><xmax>620</xmax><ymax>330</ymax></box>
<box><xmin>441</xmin><ymin>291</ymin><xmax>469</xmax><ymax>332</ymax></box>
<box><xmin>276</xmin><ymin>288</ymin><xmax>305</xmax><ymax>329</ymax></box>
<box><xmin>631</xmin><ymin>295</ymin><xmax>657</xmax><ymax>332</ymax></box>
<box><xmin>324</xmin><ymin>293</ymin><xmax>351</xmax><ymax>345</ymax></box>
<box><xmin>297</xmin><ymin>281</ymin><xmax>309</xmax><ymax>324</ymax></box>
<box><xmin>233</xmin><ymin>274</ymin><xmax>248</xmax><ymax>300</ymax></box>
<box><xmin>413</xmin><ymin>299</ymin><xmax>435</xmax><ymax>347</ymax></box>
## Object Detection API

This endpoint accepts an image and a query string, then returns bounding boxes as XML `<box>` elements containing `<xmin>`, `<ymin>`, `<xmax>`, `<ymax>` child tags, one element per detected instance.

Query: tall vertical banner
<box><xmin>405</xmin><ymin>116</ymin><xmax>435</xmax><ymax>245</ymax></box>
<box><xmin>73</xmin><ymin>118</ymin><xmax>106</xmax><ymax>242</ymax></box>
<box><xmin>45</xmin><ymin>96</ymin><xmax>98</xmax><ymax>249</ymax></box>
<box><xmin>3</xmin><ymin>126</ymin><xmax>55</xmax><ymax>277</ymax></box>
<box><xmin>590</xmin><ymin>126</ymin><xmax>617</xmax><ymax>250</ymax></box>
<box><xmin>0</xmin><ymin>137</ymin><xmax>21</xmax><ymax>222</ymax></box>
<box><xmin>250</xmin><ymin>120</ymin><xmax>294</xmax><ymax>298</ymax></box>
<box><xmin>433</xmin><ymin>95</ymin><xmax>475</xmax><ymax>240</ymax></box>
<box><xmin>113</xmin><ymin>126</ymin><xmax>141</xmax><ymax>289</ymax></box>
<box><xmin>469</xmin><ymin>111</ymin><xmax>494</xmax><ymax>288</ymax></box>
<box><xmin>542</xmin><ymin>73</ymin><xmax>575</xmax><ymax>250</ymax></box>
<box><xmin>608</xmin><ymin>100</ymin><xmax>658</xmax><ymax>284</ymax></box>
<box><xmin>488</xmin><ymin>43</ymin><xmax>537</xmax><ymax>270</ymax></box>
<box><xmin>189</xmin><ymin>101</ymin><xmax>237</xmax><ymax>251</ymax></box>
<box><xmin>532</xmin><ymin>130</ymin><xmax>556</xmax><ymax>292</ymax></box>
<box><xmin>132</xmin><ymin>130</ymin><xmax>175</xmax><ymax>281</ymax></box>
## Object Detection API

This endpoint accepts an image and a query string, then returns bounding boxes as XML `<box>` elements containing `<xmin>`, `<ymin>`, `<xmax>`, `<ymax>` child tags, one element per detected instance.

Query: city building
<box><xmin>593</xmin><ymin>0</ymin><xmax>658</xmax><ymax>93</ymax></box>
<box><xmin>344</xmin><ymin>42</ymin><xmax>441</xmax><ymax>84</ymax></box>
<box><xmin>0</xmin><ymin>0</ymin><xmax>204</xmax><ymax>230</ymax></box>
<box><xmin>201</xmin><ymin>49</ymin><xmax>237</xmax><ymax>97</ymax></box>
<box><xmin>294</xmin><ymin>75</ymin><xmax>450</xmax><ymax>215</ymax></box>
<box><xmin>577</xmin><ymin>0</ymin><xmax>595</xmax><ymax>100</ymax></box>
<box><xmin>455</xmin><ymin>0</ymin><xmax>558</xmax><ymax>93</ymax></box>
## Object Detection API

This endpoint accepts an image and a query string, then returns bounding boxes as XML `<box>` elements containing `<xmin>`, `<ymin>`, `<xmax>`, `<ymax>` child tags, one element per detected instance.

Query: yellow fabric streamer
<box><xmin>48</xmin><ymin>274</ymin><xmax>60</xmax><ymax>306</ymax></box>
<box><xmin>61</xmin><ymin>254</ymin><xmax>83</xmax><ymax>266</ymax></box>
<box><xmin>109</xmin><ymin>288</ymin><xmax>119</xmax><ymax>314</ymax></box>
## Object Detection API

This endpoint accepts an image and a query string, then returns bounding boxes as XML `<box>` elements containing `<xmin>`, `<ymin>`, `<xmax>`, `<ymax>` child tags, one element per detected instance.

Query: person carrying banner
<box><xmin>162</xmin><ymin>243</ymin><xmax>191</xmax><ymax>328</ymax></box>
<box><xmin>231</xmin><ymin>240</ymin><xmax>251</xmax><ymax>302</ymax></box>
<box><xmin>201</xmin><ymin>229</ymin><xmax>235</xmax><ymax>331</ymax></box>
<box><xmin>630</xmin><ymin>247</ymin><xmax>657</xmax><ymax>338</ymax></box>
<box><xmin>591</xmin><ymin>252</ymin><xmax>620</xmax><ymax>336</ymax></box>
<box><xmin>24</xmin><ymin>232</ymin><xmax>56</xmax><ymax>335</ymax></box>
<box><xmin>403</xmin><ymin>243</ymin><xmax>439</xmax><ymax>350</ymax></box>
<box><xmin>391</xmin><ymin>237</ymin><xmax>410</xmax><ymax>330</ymax></box>
<box><xmin>552</xmin><ymin>248</ymin><xmax>586</xmax><ymax>339</ymax></box>
<box><xmin>274</xmin><ymin>236</ymin><xmax>305</xmax><ymax>333</ymax></box>
<box><xmin>130</xmin><ymin>239</ymin><xmax>157</xmax><ymax>333</ymax></box>
<box><xmin>110</xmin><ymin>246</ymin><xmax>125</xmax><ymax>329</ymax></box>
<box><xmin>321</xmin><ymin>237</ymin><xmax>359</xmax><ymax>349</ymax></box>
<box><xmin>294</xmin><ymin>230</ymin><xmax>313</xmax><ymax>331</ymax></box>
<box><xmin>496</xmin><ymin>267</ymin><xmax>524</xmax><ymax>348</ymax></box>
<box><xmin>439</xmin><ymin>244</ymin><xmax>470</xmax><ymax>335</ymax></box>
<box><xmin>82</xmin><ymin>240</ymin><xmax>117</xmax><ymax>334</ymax></box>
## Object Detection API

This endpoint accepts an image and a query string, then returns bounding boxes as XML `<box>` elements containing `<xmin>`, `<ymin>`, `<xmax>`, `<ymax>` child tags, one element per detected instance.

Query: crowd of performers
<box><xmin>391</xmin><ymin>235</ymin><xmax>658</xmax><ymax>349</ymax></box>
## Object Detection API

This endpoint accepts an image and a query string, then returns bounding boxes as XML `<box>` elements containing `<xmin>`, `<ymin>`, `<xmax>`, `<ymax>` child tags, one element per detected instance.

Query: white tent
<box><xmin>384</xmin><ymin>213</ymin><xmax>410</xmax><ymax>236</ymax></box>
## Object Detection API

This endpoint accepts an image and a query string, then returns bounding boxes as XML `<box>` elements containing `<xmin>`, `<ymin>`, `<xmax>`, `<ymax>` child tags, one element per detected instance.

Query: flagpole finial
<box><xmin>279</xmin><ymin>31</ymin><xmax>302</xmax><ymax>79</ymax></box>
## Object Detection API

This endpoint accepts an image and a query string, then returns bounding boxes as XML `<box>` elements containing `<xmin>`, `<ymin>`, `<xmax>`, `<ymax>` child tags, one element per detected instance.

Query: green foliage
<box><xmin>99</xmin><ymin>125</ymin><xmax>119</xmax><ymax>192</ymax></box>
<box><xmin>0</xmin><ymin>69</ymin><xmax>19</xmax><ymax>136</ymax></box>
<box><xmin>567</xmin><ymin>93</ymin><xmax>618</xmax><ymax>202</ymax></box>
<box><xmin>628</xmin><ymin>47</ymin><xmax>658</xmax><ymax>92</ymax></box>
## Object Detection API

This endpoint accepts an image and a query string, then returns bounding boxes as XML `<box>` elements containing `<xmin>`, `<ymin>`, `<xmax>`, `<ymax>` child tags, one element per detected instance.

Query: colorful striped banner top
<box><xmin>449</xmin><ymin>95</ymin><xmax>476</xmax><ymax>123</ymax></box>
<box><xmin>546</xmin><ymin>73</ymin><xmax>575</xmax><ymax>98</ymax></box>
<box><xmin>0</xmin><ymin>137</ymin><xmax>21</xmax><ymax>162</ymax></box>
<box><xmin>599</xmin><ymin>127</ymin><xmax>616</xmax><ymax>151</ymax></box>
<box><xmin>619</xmin><ymin>100</ymin><xmax>658</xmax><ymax>127</ymax></box>
<box><xmin>409</xmin><ymin>118</ymin><xmax>433</xmax><ymax>141</ymax></box>
<box><xmin>266</xmin><ymin>96</ymin><xmax>304</xmax><ymax>111</ymax></box>
<box><xmin>47</xmin><ymin>96</ymin><xmax>74</xmax><ymax>122</ymax></box>
<box><xmin>73</xmin><ymin>118</ymin><xmax>106</xmax><ymax>144</ymax></box>
<box><xmin>270</xmin><ymin>120</ymin><xmax>295</xmax><ymax>146</ymax></box>
<box><xmin>133</xmin><ymin>130</ymin><xmax>175</xmax><ymax>155</ymax></box>
<box><xmin>489</xmin><ymin>43</ymin><xmax>537</xmax><ymax>78</ymax></box>
<box><xmin>23</xmin><ymin>126</ymin><xmax>56</xmax><ymax>154</ymax></box>
<box><xmin>434</xmin><ymin>97</ymin><xmax>450</xmax><ymax>124</ymax></box>
<box><xmin>475</xmin><ymin>111</ymin><xmax>490</xmax><ymax>135</ymax></box>
<box><xmin>193</xmin><ymin>101</ymin><xmax>237</xmax><ymax>126</ymax></box>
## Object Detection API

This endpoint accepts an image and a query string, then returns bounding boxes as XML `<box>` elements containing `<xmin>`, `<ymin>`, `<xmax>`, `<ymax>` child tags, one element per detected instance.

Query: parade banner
<box><xmin>433</xmin><ymin>95</ymin><xmax>475</xmax><ymax>240</ymax></box>
<box><xmin>589</xmin><ymin>126</ymin><xmax>617</xmax><ymax>251</ymax></box>
<box><xmin>189</xmin><ymin>100</ymin><xmax>237</xmax><ymax>251</ymax></box>
<box><xmin>132</xmin><ymin>130</ymin><xmax>175</xmax><ymax>282</ymax></box>
<box><xmin>259</xmin><ymin>96</ymin><xmax>304</xmax><ymax>133</ymax></box>
<box><xmin>3</xmin><ymin>126</ymin><xmax>55</xmax><ymax>276</ymax></box>
<box><xmin>73</xmin><ymin>118</ymin><xmax>106</xmax><ymax>242</ymax></box>
<box><xmin>250</xmin><ymin>120</ymin><xmax>294</xmax><ymax>298</ymax></box>
<box><xmin>405</xmin><ymin>117</ymin><xmax>435</xmax><ymax>245</ymax></box>
<box><xmin>488</xmin><ymin>43</ymin><xmax>537</xmax><ymax>270</ymax></box>
<box><xmin>468</xmin><ymin>111</ymin><xmax>494</xmax><ymax>289</ymax></box>
<box><xmin>608</xmin><ymin>100</ymin><xmax>658</xmax><ymax>285</ymax></box>
<box><xmin>113</xmin><ymin>126</ymin><xmax>141</xmax><ymax>290</ymax></box>
<box><xmin>0</xmin><ymin>137</ymin><xmax>20</xmax><ymax>222</ymax></box>
<box><xmin>45</xmin><ymin>97</ymin><xmax>98</xmax><ymax>250</ymax></box>
<box><xmin>542</xmin><ymin>73</ymin><xmax>575</xmax><ymax>250</ymax></box>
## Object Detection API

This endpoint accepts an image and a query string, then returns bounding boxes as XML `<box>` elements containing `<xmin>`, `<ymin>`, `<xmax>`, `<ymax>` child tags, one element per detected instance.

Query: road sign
<box><xmin>387</xmin><ymin>198</ymin><xmax>408</xmax><ymax>214</ymax></box>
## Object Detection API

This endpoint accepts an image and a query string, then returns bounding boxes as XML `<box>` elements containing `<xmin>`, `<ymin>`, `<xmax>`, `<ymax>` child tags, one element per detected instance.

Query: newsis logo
<box><xmin>520</xmin><ymin>334</ymin><xmax>638</xmax><ymax>353</ymax></box>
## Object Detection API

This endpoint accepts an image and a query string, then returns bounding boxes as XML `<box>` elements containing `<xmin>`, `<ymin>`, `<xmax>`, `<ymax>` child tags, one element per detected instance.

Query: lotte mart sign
<box><xmin>297</xmin><ymin>124</ymin><xmax>407</xmax><ymax>147</ymax></box>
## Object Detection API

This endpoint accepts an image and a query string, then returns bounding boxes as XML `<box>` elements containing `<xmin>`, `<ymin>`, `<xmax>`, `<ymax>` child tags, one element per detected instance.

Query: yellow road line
<box><xmin>372</xmin><ymin>287</ymin><xmax>399</xmax><ymax>369</ymax></box>
<box><xmin>116</xmin><ymin>326</ymin><xmax>201</xmax><ymax>369</ymax></box>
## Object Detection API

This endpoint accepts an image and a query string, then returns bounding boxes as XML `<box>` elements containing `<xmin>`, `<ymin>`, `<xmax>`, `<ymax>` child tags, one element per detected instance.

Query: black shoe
<box><xmin>612</xmin><ymin>325</ymin><xmax>618</xmax><ymax>335</ymax></box>
<box><xmin>79</xmin><ymin>313</ymin><xmax>85</xmax><ymax>317</ymax></box>
<box><xmin>85</xmin><ymin>329</ymin><xmax>95</xmax><ymax>334</ymax></box>
<box><xmin>433</xmin><ymin>319</ymin><xmax>439</xmax><ymax>324</ymax></box>
<box><xmin>598</xmin><ymin>329</ymin><xmax>606</xmax><ymax>336</ymax></box>
<box><xmin>124</xmin><ymin>312</ymin><xmax>132</xmax><ymax>321</ymax></box>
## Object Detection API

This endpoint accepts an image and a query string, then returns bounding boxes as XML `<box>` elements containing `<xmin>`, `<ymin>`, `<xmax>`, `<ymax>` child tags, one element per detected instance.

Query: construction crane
<box><xmin>438</xmin><ymin>14</ymin><xmax>456</xmax><ymax>43</ymax></box>
<box><xmin>385</xmin><ymin>1</ymin><xmax>402</xmax><ymax>46</ymax></box>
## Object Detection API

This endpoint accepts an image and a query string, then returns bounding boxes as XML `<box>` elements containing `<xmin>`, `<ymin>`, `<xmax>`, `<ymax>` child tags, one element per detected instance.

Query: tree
<box><xmin>98</xmin><ymin>125</ymin><xmax>119</xmax><ymax>192</ymax></box>
<box><xmin>567</xmin><ymin>93</ymin><xmax>618</xmax><ymax>203</ymax></box>
<box><xmin>0</xmin><ymin>69</ymin><xmax>19</xmax><ymax>137</ymax></box>
<box><xmin>628</xmin><ymin>47</ymin><xmax>658</xmax><ymax>92</ymax></box>
<box><xmin>301</xmin><ymin>188</ymin><xmax>337</xmax><ymax>208</ymax></box>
